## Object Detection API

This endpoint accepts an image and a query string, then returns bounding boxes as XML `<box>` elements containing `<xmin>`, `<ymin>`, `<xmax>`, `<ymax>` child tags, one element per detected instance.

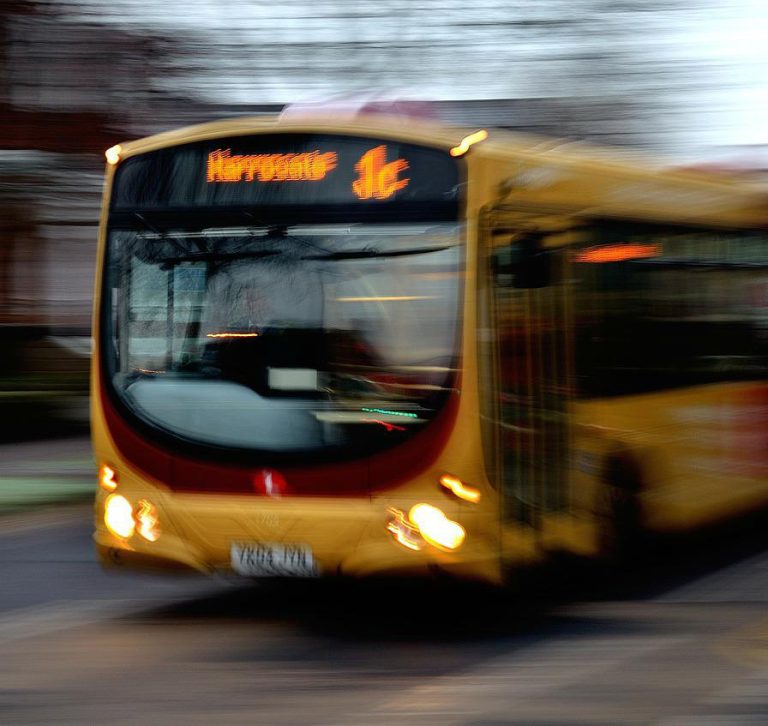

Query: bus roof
<box><xmin>109</xmin><ymin>113</ymin><xmax>768</xmax><ymax>230</ymax></box>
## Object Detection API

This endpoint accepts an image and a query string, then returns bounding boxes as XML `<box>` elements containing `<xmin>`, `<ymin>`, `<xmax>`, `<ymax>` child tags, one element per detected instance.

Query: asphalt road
<box><xmin>1</xmin><ymin>502</ymin><xmax>768</xmax><ymax>725</ymax></box>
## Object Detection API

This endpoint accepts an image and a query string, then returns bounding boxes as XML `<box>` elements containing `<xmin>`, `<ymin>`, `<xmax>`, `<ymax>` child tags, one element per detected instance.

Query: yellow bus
<box><xmin>92</xmin><ymin>112</ymin><xmax>768</xmax><ymax>583</ymax></box>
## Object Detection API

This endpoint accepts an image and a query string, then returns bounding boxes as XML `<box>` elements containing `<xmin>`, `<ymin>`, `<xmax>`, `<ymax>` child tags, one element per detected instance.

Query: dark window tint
<box><xmin>574</xmin><ymin>225</ymin><xmax>768</xmax><ymax>397</ymax></box>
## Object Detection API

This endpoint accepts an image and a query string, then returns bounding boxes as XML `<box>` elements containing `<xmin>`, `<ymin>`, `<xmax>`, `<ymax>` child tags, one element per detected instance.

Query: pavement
<box><xmin>1</xmin><ymin>509</ymin><xmax>768</xmax><ymax>725</ymax></box>
<box><xmin>0</xmin><ymin>435</ymin><xmax>95</xmax><ymax>514</ymax></box>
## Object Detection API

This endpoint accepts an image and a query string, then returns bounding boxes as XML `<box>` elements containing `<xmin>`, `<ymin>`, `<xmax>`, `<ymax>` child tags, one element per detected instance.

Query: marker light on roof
<box><xmin>105</xmin><ymin>145</ymin><xmax>122</xmax><ymax>165</ymax></box>
<box><xmin>450</xmin><ymin>130</ymin><xmax>488</xmax><ymax>157</ymax></box>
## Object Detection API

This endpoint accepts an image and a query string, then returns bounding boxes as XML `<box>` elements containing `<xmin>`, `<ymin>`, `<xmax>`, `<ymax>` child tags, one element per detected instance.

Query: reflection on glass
<box><xmin>105</xmin><ymin>223</ymin><xmax>462</xmax><ymax>456</ymax></box>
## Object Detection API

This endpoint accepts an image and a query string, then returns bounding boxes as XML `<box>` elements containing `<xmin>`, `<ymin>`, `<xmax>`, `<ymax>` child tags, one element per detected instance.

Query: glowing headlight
<box><xmin>104</xmin><ymin>494</ymin><xmax>135</xmax><ymax>539</ymax></box>
<box><xmin>408</xmin><ymin>503</ymin><xmax>466</xmax><ymax>551</ymax></box>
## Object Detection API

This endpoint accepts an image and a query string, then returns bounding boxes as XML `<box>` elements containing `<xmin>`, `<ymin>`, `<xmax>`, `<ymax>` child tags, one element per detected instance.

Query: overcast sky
<box><xmin>61</xmin><ymin>0</ymin><xmax>768</xmax><ymax>154</ymax></box>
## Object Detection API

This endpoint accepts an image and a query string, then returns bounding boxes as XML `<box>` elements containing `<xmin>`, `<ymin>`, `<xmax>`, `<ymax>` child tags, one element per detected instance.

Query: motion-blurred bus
<box><xmin>92</xmin><ymin>112</ymin><xmax>768</xmax><ymax>583</ymax></box>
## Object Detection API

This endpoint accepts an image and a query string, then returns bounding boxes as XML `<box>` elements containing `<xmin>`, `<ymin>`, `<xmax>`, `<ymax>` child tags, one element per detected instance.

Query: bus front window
<box><xmin>104</xmin><ymin>223</ymin><xmax>462</xmax><ymax>457</ymax></box>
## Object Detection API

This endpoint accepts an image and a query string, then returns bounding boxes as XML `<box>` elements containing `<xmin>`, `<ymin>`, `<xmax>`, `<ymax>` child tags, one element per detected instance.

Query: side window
<box><xmin>574</xmin><ymin>226</ymin><xmax>768</xmax><ymax>397</ymax></box>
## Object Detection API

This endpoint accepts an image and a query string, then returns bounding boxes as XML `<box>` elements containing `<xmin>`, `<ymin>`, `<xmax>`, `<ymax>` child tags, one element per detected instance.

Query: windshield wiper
<box><xmin>132</xmin><ymin>212</ymin><xmax>164</xmax><ymax>235</ymax></box>
<box><xmin>301</xmin><ymin>245</ymin><xmax>453</xmax><ymax>261</ymax></box>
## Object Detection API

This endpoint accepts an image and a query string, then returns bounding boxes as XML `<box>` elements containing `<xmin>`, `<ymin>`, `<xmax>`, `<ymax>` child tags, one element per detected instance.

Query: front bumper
<box><xmin>94</xmin><ymin>492</ymin><xmax>501</xmax><ymax>583</ymax></box>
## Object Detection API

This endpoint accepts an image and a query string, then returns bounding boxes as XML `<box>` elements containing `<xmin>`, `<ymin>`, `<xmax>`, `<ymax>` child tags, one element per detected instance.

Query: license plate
<box><xmin>231</xmin><ymin>542</ymin><xmax>318</xmax><ymax>578</ymax></box>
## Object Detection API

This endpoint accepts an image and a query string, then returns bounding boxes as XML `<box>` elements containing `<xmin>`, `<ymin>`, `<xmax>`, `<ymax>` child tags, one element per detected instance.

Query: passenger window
<box><xmin>573</xmin><ymin>225</ymin><xmax>768</xmax><ymax>397</ymax></box>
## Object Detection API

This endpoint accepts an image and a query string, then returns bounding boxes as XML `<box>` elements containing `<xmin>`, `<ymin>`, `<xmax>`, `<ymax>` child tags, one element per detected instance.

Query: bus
<box><xmin>92</xmin><ymin>112</ymin><xmax>768</xmax><ymax>584</ymax></box>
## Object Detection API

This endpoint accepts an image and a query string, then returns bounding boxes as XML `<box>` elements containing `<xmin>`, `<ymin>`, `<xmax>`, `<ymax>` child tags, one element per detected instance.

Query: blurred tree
<box><xmin>18</xmin><ymin>0</ymin><xmax>765</xmax><ymax>155</ymax></box>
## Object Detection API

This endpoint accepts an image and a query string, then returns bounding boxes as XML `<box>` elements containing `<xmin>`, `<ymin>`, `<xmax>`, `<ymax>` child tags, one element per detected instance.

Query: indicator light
<box><xmin>104</xmin><ymin>494</ymin><xmax>135</xmax><ymax>539</ymax></box>
<box><xmin>105</xmin><ymin>145</ymin><xmax>122</xmax><ymax>165</ymax></box>
<box><xmin>439</xmin><ymin>474</ymin><xmax>481</xmax><ymax>503</ymax></box>
<box><xmin>408</xmin><ymin>504</ymin><xmax>466</xmax><ymax>550</ymax></box>
<box><xmin>450</xmin><ymin>130</ymin><xmax>488</xmax><ymax>157</ymax></box>
<box><xmin>386</xmin><ymin>508</ymin><xmax>425</xmax><ymax>551</ymax></box>
<box><xmin>135</xmin><ymin>499</ymin><xmax>161</xmax><ymax>542</ymax></box>
<box><xmin>99</xmin><ymin>464</ymin><xmax>118</xmax><ymax>492</ymax></box>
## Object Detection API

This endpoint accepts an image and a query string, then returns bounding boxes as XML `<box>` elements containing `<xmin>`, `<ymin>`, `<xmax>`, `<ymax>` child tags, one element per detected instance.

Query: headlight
<box><xmin>104</xmin><ymin>494</ymin><xmax>162</xmax><ymax>542</ymax></box>
<box><xmin>104</xmin><ymin>494</ymin><xmax>135</xmax><ymax>539</ymax></box>
<box><xmin>408</xmin><ymin>504</ymin><xmax>465</xmax><ymax>551</ymax></box>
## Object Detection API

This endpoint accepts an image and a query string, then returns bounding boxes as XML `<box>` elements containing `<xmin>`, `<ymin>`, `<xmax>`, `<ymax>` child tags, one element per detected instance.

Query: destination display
<box><xmin>111</xmin><ymin>134</ymin><xmax>461</xmax><ymax>212</ymax></box>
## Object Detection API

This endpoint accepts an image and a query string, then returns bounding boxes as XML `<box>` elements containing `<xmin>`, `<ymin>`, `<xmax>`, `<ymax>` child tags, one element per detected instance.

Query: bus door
<box><xmin>483</xmin><ymin>212</ymin><xmax>575</xmax><ymax>544</ymax></box>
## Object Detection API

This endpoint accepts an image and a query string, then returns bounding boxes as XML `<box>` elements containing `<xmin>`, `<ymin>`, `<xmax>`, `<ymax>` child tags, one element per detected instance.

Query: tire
<box><xmin>599</xmin><ymin>453</ymin><xmax>645</xmax><ymax>562</ymax></box>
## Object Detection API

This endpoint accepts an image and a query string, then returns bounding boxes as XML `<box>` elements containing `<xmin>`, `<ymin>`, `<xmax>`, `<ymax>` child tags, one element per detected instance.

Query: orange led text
<box><xmin>575</xmin><ymin>243</ymin><xmax>661</xmax><ymax>264</ymax></box>
<box><xmin>207</xmin><ymin>148</ymin><xmax>338</xmax><ymax>183</ymax></box>
<box><xmin>352</xmin><ymin>146</ymin><xmax>409</xmax><ymax>200</ymax></box>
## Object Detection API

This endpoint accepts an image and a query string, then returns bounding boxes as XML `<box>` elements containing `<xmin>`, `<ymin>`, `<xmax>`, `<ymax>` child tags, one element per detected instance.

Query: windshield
<box><xmin>103</xmin><ymin>222</ymin><xmax>463</xmax><ymax>458</ymax></box>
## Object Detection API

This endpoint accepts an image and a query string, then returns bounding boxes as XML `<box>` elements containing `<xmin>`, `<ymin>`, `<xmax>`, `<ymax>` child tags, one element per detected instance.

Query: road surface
<box><xmin>1</xmin><ymin>496</ymin><xmax>767</xmax><ymax>724</ymax></box>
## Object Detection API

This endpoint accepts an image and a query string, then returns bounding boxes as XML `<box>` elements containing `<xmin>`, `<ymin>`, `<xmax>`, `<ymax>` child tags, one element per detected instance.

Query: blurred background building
<box><xmin>0</xmin><ymin>0</ymin><xmax>766</xmax><ymax>437</ymax></box>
